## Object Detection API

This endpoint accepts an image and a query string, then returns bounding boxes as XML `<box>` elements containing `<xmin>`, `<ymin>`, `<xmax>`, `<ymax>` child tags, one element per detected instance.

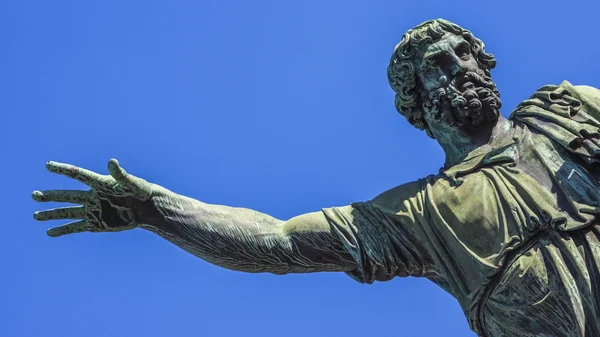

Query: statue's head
<box><xmin>388</xmin><ymin>19</ymin><xmax>501</xmax><ymax>139</ymax></box>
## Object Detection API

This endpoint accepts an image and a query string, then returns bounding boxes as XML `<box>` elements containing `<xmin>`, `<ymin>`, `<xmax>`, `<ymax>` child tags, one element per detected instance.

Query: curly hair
<box><xmin>387</xmin><ymin>19</ymin><xmax>497</xmax><ymax>138</ymax></box>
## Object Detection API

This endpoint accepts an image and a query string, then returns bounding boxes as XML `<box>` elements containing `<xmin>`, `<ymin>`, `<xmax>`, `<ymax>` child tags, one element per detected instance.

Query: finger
<box><xmin>47</xmin><ymin>220</ymin><xmax>91</xmax><ymax>237</ymax></box>
<box><xmin>107</xmin><ymin>158</ymin><xmax>151</xmax><ymax>199</ymax></box>
<box><xmin>32</xmin><ymin>190</ymin><xmax>91</xmax><ymax>204</ymax></box>
<box><xmin>34</xmin><ymin>206</ymin><xmax>86</xmax><ymax>221</ymax></box>
<box><xmin>46</xmin><ymin>161</ymin><xmax>108</xmax><ymax>188</ymax></box>
<box><xmin>107</xmin><ymin>158</ymin><xmax>130</xmax><ymax>185</ymax></box>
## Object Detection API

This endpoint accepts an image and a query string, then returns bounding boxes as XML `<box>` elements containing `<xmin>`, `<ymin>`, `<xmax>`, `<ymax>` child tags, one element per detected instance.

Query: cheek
<box><xmin>465</xmin><ymin>57</ymin><xmax>480</xmax><ymax>71</ymax></box>
<box><xmin>419</xmin><ymin>74</ymin><xmax>442</xmax><ymax>92</ymax></box>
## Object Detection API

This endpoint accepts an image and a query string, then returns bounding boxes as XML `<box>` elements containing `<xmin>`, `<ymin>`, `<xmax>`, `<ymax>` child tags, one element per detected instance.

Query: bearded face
<box><xmin>415</xmin><ymin>32</ymin><xmax>502</xmax><ymax>136</ymax></box>
<box><xmin>422</xmin><ymin>70</ymin><xmax>502</xmax><ymax>134</ymax></box>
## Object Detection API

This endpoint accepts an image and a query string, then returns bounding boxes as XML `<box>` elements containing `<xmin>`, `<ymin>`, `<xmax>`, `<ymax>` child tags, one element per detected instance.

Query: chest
<box><xmin>432</xmin><ymin>151</ymin><xmax>566</xmax><ymax>260</ymax></box>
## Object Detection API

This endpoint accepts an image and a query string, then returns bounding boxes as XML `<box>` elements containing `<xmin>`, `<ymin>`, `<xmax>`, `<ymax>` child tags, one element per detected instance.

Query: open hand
<box><xmin>32</xmin><ymin>158</ymin><xmax>154</xmax><ymax>237</ymax></box>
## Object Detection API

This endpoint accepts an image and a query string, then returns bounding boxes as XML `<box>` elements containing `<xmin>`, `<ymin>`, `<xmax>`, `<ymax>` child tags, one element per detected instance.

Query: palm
<box><xmin>32</xmin><ymin>158</ymin><xmax>154</xmax><ymax>237</ymax></box>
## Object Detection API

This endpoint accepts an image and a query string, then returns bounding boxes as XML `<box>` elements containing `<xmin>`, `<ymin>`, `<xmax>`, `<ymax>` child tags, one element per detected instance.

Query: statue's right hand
<box><xmin>32</xmin><ymin>158</ymin><xmax>155</xmax><ymax>237</ymax></box>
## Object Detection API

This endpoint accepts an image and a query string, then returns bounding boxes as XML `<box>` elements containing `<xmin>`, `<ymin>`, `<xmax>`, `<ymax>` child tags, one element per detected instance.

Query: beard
<box><xmin>422</xmin><ymin>70</ymin><xmax>502</xmax><ymax>135</ymax></box>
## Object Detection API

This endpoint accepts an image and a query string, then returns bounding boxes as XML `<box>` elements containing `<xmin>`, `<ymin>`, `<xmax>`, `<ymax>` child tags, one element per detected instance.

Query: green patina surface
<box><xmin>32</xmin><ymin>19</ymin><xmax>600</xmax><ymax>337</ymax></box>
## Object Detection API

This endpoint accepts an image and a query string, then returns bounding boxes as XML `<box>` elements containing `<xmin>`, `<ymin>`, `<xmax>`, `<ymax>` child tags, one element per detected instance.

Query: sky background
<box><xmin>2</xmin><ymin>1</ymin><xmax>600</xmax><ymax>336</ymax></box>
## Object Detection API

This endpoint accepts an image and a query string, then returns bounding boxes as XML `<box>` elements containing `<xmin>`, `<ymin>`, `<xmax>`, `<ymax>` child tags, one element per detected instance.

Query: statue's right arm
<box><xmin>32</xmin><ymin>159</ymin><xmax>357</xmax><ymax>275</ymax></box>
<box><xmin>138</xmin><ymin>191</ymin><xmax>357</xmax><ymax>274</ymax></box>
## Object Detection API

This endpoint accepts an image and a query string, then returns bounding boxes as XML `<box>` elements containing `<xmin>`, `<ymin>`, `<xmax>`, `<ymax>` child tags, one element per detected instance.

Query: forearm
<box><xmin>137</xmin><ymin>187</ymin><xmax>356</xmax><ymax>274</ymax></box>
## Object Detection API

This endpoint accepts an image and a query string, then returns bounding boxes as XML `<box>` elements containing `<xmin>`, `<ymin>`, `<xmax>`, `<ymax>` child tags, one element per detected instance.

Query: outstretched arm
<box><xmin>139</xmin><ymin>194</ymin><xmax>355</xmax><ymax>274</ymax></box>
<box><xmin>32</xmin><ymin>159</ymin><xmax>356</xmax><ymax>275</ymax></box>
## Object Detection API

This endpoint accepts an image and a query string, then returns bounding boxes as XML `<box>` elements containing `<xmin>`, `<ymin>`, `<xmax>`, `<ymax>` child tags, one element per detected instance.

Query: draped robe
<box><xmin>322</xmin><ymin>81</ymin><xmax>600</xmax><ymax>336</ymax></box>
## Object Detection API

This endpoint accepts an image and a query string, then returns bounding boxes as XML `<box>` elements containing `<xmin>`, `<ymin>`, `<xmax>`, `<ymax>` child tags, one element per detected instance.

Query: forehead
<box><xmin>421</xmin><ymin>33</ymin><xmax>466</xmax><ymax>57</ymax></box>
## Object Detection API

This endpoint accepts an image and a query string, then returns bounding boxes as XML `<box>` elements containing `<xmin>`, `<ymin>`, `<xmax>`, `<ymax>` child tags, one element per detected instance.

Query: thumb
<box><xmin>107</xmin><ymin>158</ymin><xmax>152</xmax><ymax>200</ymax></box>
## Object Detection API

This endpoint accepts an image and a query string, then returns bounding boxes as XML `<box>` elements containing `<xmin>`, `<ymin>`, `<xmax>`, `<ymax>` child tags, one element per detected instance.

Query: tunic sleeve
<box><xmin>321</xmin><ymin>180</ymin><xmax>435</xmax><ymax>284</ymax></box>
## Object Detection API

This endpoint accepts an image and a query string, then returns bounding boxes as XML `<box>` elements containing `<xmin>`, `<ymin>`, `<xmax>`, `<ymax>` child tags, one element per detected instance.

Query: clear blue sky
<box><xmin>3</xmin><ymin>1</ymin><xmax>599</xmax><ymax>336</ymax></box>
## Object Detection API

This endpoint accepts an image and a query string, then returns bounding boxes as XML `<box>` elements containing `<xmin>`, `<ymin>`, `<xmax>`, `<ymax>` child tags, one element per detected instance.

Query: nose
<box><xmin>448</xmin><ymin>55</ymin><xmax>469</xmax><ymax>77</ymax></box>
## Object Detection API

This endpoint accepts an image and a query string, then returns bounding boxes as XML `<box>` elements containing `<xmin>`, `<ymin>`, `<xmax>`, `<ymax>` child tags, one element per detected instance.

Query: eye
<box><xmin>456</xmin><ymin>45</ymin><xmax>471</xmax><ymax>59</ymax></box>
<box><xmin>424</xmin><ymin>57</ymin><xmax>441</xmax><ymax>69</ymax></box>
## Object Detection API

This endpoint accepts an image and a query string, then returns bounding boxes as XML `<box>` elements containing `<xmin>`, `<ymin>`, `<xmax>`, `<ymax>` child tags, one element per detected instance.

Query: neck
<box><xmin>436</xmin><ymin>114</ymin><xmax>512</xmax><ymax>168</ymax></box>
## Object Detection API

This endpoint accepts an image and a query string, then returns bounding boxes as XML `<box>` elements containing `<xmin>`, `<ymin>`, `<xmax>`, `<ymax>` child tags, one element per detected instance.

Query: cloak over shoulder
<box><xmin>510</xmin><ymin>81</ymin><xmax>600</xmax><ymax>231</ymax></box>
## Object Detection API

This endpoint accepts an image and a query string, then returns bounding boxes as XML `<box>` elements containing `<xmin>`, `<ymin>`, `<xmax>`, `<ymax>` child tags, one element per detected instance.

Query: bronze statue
<box><xmin>32</xmin><ymin>19</ymin><xmax>600</xmax><ymax>336</ymax></box>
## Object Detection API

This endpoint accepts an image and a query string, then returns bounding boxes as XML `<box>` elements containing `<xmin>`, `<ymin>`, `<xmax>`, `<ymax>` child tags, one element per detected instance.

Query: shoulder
<box><xmin>565</xmin><ymin>82</ymin><xmax>600</xmax><ymax>116</ymax></box>
<box><xmin>509</xmin><ymin>80</ymin><xmax>600</xmax><ymax>164</ymax></box>
<box><xmin>565</xmin><ymin>81</ymin><xmax>600</xmax><ymax>97</ymax></box>
<box><xmin>368</xmin><ymin>175</ymin><xmax>442</xmax><ymax>215</ymax></box>
<box><xmin>509</xmin><ymin>80</ymin><xmax>600</xmax><ymax>119</ymax></box>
